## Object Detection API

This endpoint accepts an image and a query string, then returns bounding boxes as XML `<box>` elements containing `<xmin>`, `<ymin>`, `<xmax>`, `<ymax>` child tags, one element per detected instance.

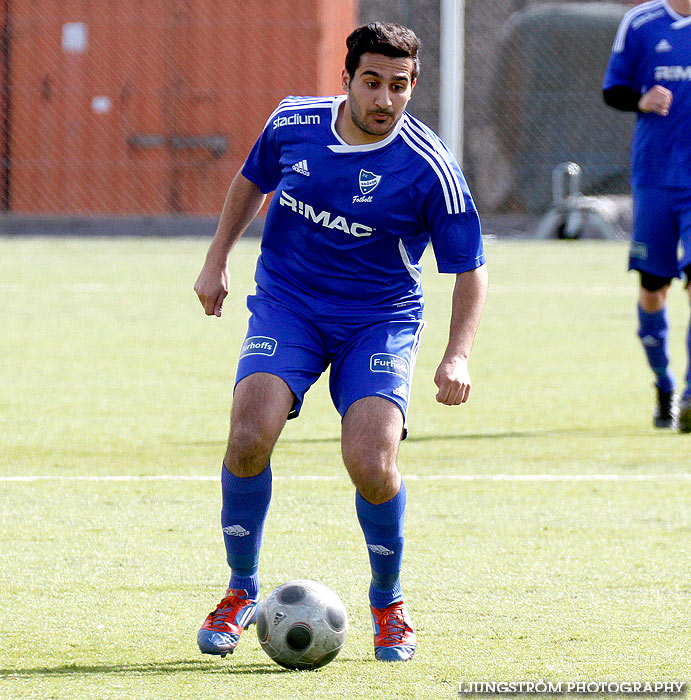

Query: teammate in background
<box><xmin>603</xmin><ymin>0</ymin><xmax>691</xmax><ymax>431</ymax></box>
<box><xmin>193</xmin><ymin>23</ymin><xmax>487</xmax><ymax>662</ymax></box>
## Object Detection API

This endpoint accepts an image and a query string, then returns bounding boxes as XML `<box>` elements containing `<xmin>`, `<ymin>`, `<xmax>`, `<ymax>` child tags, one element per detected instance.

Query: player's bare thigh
<box><xmin>225</xmin><ymin>372</ymin><xmax>294</xmax><ymax>477</ymax></box>
<box><xmin>341</xmin><ymin>396</ymin><xmax>404</xmax><ymax>505</ymax></box>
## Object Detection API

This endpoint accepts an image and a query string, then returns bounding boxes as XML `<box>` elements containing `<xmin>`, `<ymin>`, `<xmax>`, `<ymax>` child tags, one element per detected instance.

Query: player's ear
<box><xmin>410</xmin><ymin>77</ymin><xmax>417</xmax><ymax>92</ymax></box>
<box><xmin>341</xmin><ymin>68</ymin><xmax>350</xmax><ymax>93</ymax></box>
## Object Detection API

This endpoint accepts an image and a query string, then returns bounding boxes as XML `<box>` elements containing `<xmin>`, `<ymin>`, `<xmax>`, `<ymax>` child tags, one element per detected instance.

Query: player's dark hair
<box><xmin>345</xmin><ymin>23</ymin><xmax>421</xmax><ymax>81</ymax></box>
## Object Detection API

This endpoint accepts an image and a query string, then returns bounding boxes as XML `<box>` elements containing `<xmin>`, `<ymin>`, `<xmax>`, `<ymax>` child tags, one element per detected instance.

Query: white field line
<box><xmin>1</xmin><ymin>474</ymin><xmax>690</xmax><ymax>483</ymax></box>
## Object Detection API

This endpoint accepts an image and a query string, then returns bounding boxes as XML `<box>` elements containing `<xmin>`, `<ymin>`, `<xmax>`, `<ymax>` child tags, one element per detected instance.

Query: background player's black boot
<box><xmin>654</xmin><ymin>387</ymin><xmax>678</xmax><ymax>429</ymax></box>
<box><xmin>678</xmin><ymin>397</ymin><xmax>691</xmax><ymax>434</ymax></box>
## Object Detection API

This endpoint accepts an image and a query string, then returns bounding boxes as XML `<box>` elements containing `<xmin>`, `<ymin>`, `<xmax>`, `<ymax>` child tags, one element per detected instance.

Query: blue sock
<box><xmin>355</xmin><ymin>482</ymin><xmax>406</xmax><ymax>609</ymax></box>
<box><xmin>637</xmin><ymin>305</ymin><xmax>675</xmax><ymax>393</ymax></box>
<box><xmin>221</xmin><ymin>463</ymin><xmax>272</xmax><ymax>599</ymax></box>
<box><xmin>685</xmin><ymin>315</ymin><xmax>691</xmax><ymax>400</ymax></box>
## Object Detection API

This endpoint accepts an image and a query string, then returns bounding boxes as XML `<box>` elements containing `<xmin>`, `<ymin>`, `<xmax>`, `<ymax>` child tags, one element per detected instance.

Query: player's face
<box><xmin>341</xmin><ymin>53</ymin><xmax>416</xmax><ymax>142</ymax></box>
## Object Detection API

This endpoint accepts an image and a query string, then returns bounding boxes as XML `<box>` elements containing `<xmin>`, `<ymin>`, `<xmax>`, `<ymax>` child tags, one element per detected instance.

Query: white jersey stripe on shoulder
<box><xmin>400</xmin><ymin>130</ymin><xmax>454</xmax><ymax>214</ymax></box>
<box><xmin>404</xmin><ymin>117</ymin><xmax>464</xmax><ymax>211</ymax></box>
<box><xmin>613</xmin><ymin>0</ymin><xmax>664</xmax><ymax>51</ymax></box>
<box><xmin>404</xmin><ymin>118</ymin><xmax>464</xmax><ymax>213</ymax></box>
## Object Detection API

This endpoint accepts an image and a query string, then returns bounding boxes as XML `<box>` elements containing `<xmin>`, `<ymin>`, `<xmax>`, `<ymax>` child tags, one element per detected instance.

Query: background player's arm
<box><xmin>194</xmin><ymin>169</ymin><xmax>266</xmax><ymax>317</ymax></box>
<box><xmin>637</xmin><ymin>85</ymin><xmax>673</xmax><ymax>116</ymax></box>
<box><xmin>434</xmin><ymin>263</ymin><xmax>488</xmax><ymax>405</ymax></box>
<box><xmin>603</xmin><ymin>84</ymin><xmax>672</xmax><ymax>115</ymax></box>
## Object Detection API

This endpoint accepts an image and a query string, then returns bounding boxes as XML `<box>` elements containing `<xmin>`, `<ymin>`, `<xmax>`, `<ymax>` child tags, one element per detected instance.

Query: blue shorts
<box><xmin>235</xmin><ymin>294</ymin><xmax>425</xmax><ymax>436</ymax></box>
<box><xmin>629</xmin><ymin>186</ymin><xmax>691</xmax><ymax>279</ymax></box>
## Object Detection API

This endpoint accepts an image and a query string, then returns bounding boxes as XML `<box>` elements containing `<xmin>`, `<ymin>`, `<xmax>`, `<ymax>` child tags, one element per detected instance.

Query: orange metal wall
<box><xmin>5</xmin><ymin>0</ymin><xmax>357</xmax><ymax>215</ymax></box>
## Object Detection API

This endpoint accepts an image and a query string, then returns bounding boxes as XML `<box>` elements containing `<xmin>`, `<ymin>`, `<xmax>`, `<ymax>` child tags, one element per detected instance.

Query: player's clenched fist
<box><xmin>434</xmin><ymin>357</ymin><xmax>472</xmax><ymax>405</ymax></box>
<box><xmin>194</xmin><ymin>264</ymin><xmax>229</xmax><ymax>317</ymax></box>
<box><xmin>638</xmin><ymin>85</ymin><xmax>673</xmax><ymax>116</ymax></box>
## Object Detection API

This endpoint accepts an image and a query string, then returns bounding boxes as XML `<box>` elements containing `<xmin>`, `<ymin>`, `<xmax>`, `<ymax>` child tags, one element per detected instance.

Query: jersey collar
<box><xmin>328</xmin><ymin>94</ymin><xmax>405</xmax><ymax>153</ymax></box>
<box><xmin>664</xmin><ymin>0</ymin><xmax>691</xmax><ymax>25</ymax></box>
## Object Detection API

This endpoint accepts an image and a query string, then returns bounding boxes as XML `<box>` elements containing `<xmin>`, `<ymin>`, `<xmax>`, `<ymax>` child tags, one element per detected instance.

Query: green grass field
<box><xmin>1</xmin><ymin>237</ymin><xmax>689</xmax><ymax>700</ymax></box>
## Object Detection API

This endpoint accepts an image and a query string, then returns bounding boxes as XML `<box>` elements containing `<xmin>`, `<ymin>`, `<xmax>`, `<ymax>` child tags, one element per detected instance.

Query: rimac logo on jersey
<box><xmin>272</xmin><ymin>113</ymin><xmax>320</xmax><ymax>130</ymax></box>
<box><xmin>370</xmin><ymin>353</ymin><xmax>409</xmax><ymax>380</ymax></box>
<box><xmin>654</xmin><ymin>65</ymin><xmax>691</xmax><ymax>81</ymax></box>
<box><xmin>279</xmin><ymin>191</ymin><xmax>373</xmax><ymax>237</ymax></box>
<box><xmin>240</xmin><ymin>336</ymin><xmax>277</xmax><ymax>357</ymax></box>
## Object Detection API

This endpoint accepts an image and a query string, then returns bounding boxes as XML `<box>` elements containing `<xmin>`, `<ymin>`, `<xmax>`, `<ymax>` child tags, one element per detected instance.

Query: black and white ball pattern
<box><xmin>256</xmin><ymin>579</ymin><xmax>348</xmax><ymax>670</ymax></box>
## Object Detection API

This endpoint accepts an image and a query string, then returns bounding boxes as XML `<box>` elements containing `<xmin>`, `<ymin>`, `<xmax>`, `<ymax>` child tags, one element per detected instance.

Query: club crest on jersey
<box><xmin>359</xmin><ymin>169</ymin><xmax>382</xmax><ymax>195</ymax></box>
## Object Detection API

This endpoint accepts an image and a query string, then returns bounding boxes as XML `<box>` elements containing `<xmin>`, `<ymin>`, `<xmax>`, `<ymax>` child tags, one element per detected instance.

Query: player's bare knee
<box><xmin>225</xmin><ymin>422</ymin><xmax>275</xmax><ymax>476</ymax></box>
<box><xmin>639</xmin><ymin>272</ymin><xmax>671</xmax><ymax>311</ymax></box>
<box><xmin>346</xmin><ymin>457</ymin><xmax>400</xmax><ymax>504</ymax></box>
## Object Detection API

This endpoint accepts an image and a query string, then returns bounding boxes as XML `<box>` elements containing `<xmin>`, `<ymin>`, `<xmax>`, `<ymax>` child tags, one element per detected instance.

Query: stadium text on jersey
<box><xmin>272</xmin><ymin>114</ymin><xmax>321</xmax><ymax>130</ymax></box>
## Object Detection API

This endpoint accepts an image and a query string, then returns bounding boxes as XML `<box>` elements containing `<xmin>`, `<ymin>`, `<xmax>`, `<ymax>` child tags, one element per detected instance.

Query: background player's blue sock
<box><xmin>685</xmin><ymin>316</ymin><xmax>691</xmax><ymax>399</ymax></box>
<box><xmin>356</xmin><ymin>482</ymin><xmax>406</xmax><ymax>609</ymax></box>
<box><xmin>221</xmin><ymin>463</ymin><xmax>272</xmax><ymax>599</ymax></box>
<box><xmin>637</xmin><ymin>305</ymin><xmax>675</xmax><ymax>393</ymax></box>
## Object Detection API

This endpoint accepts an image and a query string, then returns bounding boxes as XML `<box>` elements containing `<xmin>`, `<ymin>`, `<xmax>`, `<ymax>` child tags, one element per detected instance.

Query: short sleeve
<box><xmin>241</xmin><ymin>120</ymin><xmax>282</xmax><ymax>194</ymax></box>
<box><xmin>422</xmin><ymin>165</ymin><xmax>485</xmax><ymax>274</ymax></box>
<box><xmin>602</xmin><ymin>17</ymin><xmax>638</xmax><ymax>91</ymax></box>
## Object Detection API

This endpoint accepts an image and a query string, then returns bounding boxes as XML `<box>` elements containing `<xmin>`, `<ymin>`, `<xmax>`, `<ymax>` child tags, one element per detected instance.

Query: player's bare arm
<box><xmin>434</xmin><ymin>264</ymin><xmax>488</xmax><ymax>405</ymax></box>
<box><xmin>638</xmin><ymin>85</ymin><xmax>673</xmax><ymax>116</ymax></box>
<box><xmin>194</xmin><ymin>169</ymin><xmax>266</xmax><ymax>317</ymax></box>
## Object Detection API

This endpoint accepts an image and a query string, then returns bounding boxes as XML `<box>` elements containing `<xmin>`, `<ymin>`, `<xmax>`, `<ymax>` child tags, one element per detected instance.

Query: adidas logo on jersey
<box><xmin>292</xmin><ymin>159</ymin><xmax>310</xmax><ymax>176</ymax></box>
<box><xmin>279</xmin><ymin>191</ymin><xmax>373</xmax><ymax>237</ymax></box>
<box><xmin>222</xmin><ymin>524</ymin><xmax>250</xmax><ymax>537</ymax></box>
<box><xmin>655</xmin><ymin>39</ymin><xmax>673</xmax><ymax>52</ymax></box>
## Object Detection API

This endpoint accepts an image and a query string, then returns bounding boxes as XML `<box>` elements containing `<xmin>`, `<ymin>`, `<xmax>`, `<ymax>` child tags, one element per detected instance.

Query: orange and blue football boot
<box><xmin>371</xmin><ymin>600</ymin><xmax>417</xmax><ymax>662</ymax></box>
<box><xmin>197</xmin><ymin>588</ymin><xmax>259</xmax><ymax>657</ymax></box>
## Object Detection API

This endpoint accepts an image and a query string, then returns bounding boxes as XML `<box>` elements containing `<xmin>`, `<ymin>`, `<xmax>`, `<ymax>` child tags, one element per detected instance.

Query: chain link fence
<box><xmin>363</xmin><ymin>0</ymin><xmax>636</xmax><ymax>234</ymax></box>
<box><xmin>0</xmin><ymin>0</ymin><xmax>356</xmax><ymax>220</ymax></box>
<box><xmin>1</xmin><ymin>0</ymin><xmax>638</xmax><ymax>231</ymax></box>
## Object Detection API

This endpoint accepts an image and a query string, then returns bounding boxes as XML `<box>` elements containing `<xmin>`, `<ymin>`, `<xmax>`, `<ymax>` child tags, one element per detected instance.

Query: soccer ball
<box><xmin>256</xmin><ymin>579</ymin><xmax>348</xmax><ymax>670</ymax></box>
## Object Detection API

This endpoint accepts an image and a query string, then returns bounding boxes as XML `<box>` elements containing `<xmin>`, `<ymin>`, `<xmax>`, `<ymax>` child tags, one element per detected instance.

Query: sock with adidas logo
<box><xmin>637</xmin><ymin>304</ymin><xmax>675</xmax><ymax>393</ymax></box>
<box><xmin>221</xmin><ymin>463</ymin><xmax>272</xmax><ymax>599</ymax></box>
<box><xmin>355</xmin><ymin>481</ymin><xmax>406</xmax><ymax>609</ymax></box>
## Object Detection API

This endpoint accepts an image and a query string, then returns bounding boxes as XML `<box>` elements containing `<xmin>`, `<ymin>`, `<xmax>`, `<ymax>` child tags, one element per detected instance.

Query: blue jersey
<box><xmin>241</xmin><ymin>95</ymin><xmax>485</xmax><ymax>321</ymax></box>
<box><xmin>603</xmin><ymin>0</ymin><xmax>691</xmax><ymax>189</ymax></box>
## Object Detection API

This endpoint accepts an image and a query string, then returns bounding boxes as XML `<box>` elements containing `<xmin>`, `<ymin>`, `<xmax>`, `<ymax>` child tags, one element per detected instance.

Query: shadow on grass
<box><xmin>405</xmin><ymin>427</ymin><xmax>642</xmax><ymax>442</ymax></box>
<box><xmin>0</xmin><ymin>659</ymin><xmax>301</xmax><ymax>678</ymax></box>
<box><xmin>179</xmin><ymin>427</ymin><xmax>641</xmax><ymax>449</ymax></box>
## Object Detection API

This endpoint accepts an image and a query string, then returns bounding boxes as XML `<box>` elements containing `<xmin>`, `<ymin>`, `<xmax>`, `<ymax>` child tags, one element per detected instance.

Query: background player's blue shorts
<box><xmin>629</xmin><ymin>186</ymin><xmax>691</xmax><ymax>280</ymax></box>
<box><xmin>235</xmin><ymin>294</ymin><xmax>425</xmax><ymax>437</ymax></box>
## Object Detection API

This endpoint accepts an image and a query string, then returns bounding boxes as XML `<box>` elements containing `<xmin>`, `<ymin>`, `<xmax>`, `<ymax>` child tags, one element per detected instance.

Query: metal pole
<box><xmin>439</xmin><ymin>0</ymin><xmax>464</xmax><ymax>165</ymax></box>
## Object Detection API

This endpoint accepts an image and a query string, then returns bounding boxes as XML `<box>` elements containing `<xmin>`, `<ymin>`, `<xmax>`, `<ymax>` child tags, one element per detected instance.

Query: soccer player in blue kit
<box><xmin>603</xmin><ymin>0</ymin><xmax>691</xmax><ymax>431</ymax></box>
<box><xmin>194</xmin><ymin>23</ymin><xmax>487</xmax><ymax>662</ymax></box>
